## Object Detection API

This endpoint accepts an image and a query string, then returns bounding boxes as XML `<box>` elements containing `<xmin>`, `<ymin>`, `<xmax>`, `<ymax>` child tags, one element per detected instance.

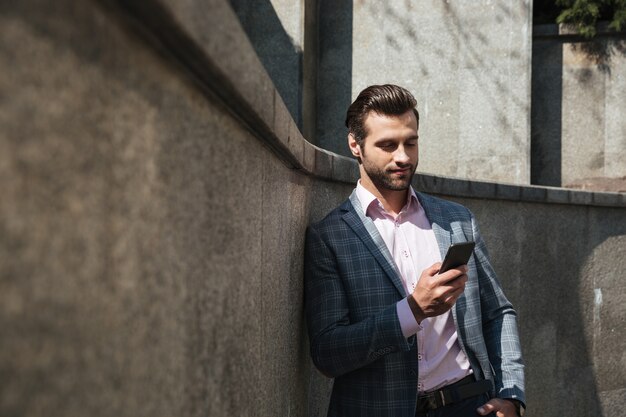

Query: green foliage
<box><xmin>555</xmin><ymin>0</ymin><xmax>626</xmax><ymax>37</ymax></box>
<box><xmin>611</xmin><ymin>1</ymin><xmax>626</xmax><ymax>30</ymax></box>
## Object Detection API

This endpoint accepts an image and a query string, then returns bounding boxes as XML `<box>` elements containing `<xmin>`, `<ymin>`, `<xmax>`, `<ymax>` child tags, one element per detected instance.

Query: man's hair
<box><xmin>345</xmin><ymin>84</ymin><xmax>419</xmax><ymax>146</ymax></box>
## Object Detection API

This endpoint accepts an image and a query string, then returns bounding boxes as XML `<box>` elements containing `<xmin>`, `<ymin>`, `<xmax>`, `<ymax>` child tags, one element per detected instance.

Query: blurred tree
<box><xmin>533</xmin><ymin>1</ymin><xmax>626</xmax><ymax>37</ymax></box>
<box><xmin>554</xmin><ymin>0</ymin><xmax>626</xmax><ymax>37</ymax></box>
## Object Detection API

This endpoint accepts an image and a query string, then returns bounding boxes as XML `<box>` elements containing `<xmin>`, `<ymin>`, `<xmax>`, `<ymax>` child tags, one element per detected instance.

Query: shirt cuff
<box><xmin>397</xmin><ymin>298</ymin><xmax>423</xmax><ymax>338</ymax></box>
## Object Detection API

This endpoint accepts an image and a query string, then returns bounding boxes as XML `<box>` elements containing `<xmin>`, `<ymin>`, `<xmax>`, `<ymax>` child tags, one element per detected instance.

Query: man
<box><xmin>304</xmin><ymin>85</ymin><xmax>525</xmax><ymax>417</ymax></box>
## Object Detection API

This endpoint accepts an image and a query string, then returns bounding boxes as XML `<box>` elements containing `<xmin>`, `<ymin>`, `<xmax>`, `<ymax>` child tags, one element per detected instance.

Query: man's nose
<box><xmin>394</xmin><ymin>147</ymin><xmax>410</xmax><ymax>164</ymax></box>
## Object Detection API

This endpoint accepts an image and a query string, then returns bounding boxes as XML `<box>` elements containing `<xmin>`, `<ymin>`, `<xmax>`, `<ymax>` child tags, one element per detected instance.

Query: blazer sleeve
<box><xmin>471</xmin><ymin>214</ymin><xmax>526</xmax><ymax>405</ymax></box>
<box><xmin>304</xmin><ymin>223</ymin><xmax>412</xmax><ymax>378</ymax></box>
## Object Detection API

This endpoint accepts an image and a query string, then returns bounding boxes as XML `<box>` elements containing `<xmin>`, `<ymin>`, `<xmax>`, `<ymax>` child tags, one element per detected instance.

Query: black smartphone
<box><xmin>439</xmin><ymin>242</ymin><xmax>475</xmax><ymax>273</ymax></box>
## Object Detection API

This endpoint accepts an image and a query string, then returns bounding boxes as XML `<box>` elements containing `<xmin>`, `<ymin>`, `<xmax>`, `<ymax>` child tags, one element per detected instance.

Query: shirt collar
<box><xmin>355</xmin><ymin>181</ymin><xmax>420</xmax><ymax>216</ymax></box>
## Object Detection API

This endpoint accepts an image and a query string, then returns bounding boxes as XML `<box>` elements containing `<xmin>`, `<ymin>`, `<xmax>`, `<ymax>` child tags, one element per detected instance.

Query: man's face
<box><xmin>349</xmin><ymin>110</ymin><xmax>419</xmax><ymax>192</ymax></box>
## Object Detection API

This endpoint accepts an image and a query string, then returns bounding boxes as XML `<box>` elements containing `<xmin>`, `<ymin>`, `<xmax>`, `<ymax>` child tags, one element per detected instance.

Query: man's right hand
<box><xmin>407</xmin><ymin>263</ymin><xmax>468</xmax><ymax>323</ymax></box>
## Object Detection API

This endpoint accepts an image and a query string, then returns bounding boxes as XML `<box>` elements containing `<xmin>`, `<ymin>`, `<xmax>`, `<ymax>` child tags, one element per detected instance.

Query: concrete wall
<box><xmin>316</xmin><ymin>0</ymin><xmax>533</xmax><ymax>185</ymax></box>
<box><xmin>1</xmin><ymin>2</ymin><xmax>625</xmax><ymax>417</ymax></box>
<box><xmin>229</xmin><ymin>0</ymin><xmax>304</xmax><ymax>128</ymax></box>
<box><xmin>0</xmin><ymin>1</ymin><xmax>313</xmax><ymax>416</ymax></box>
<box><xmin>532</xmin><ymin>24</ymin><xmax>626</xmax><ymax>186</ymax></box>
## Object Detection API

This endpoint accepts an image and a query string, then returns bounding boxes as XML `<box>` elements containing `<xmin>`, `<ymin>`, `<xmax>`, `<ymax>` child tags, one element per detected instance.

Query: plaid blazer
<box><xmin>304</xmin><ymin>190</ymin><xmax>525</xmax><ymax>417</ymax></box>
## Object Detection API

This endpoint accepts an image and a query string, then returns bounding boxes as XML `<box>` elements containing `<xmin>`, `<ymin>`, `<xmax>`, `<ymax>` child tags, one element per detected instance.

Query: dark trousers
<box><xmin>415</xmin><ymin>393</ymin><xmax>495</xmax><ymax>417</ymax></box>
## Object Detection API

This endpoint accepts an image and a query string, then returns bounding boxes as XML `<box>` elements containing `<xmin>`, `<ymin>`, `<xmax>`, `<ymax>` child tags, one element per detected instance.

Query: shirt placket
<box><xmin>392</xmin><ymin>215</ymin><xmax>415</xmax><ymax>295</ymax></box>
<box><xmin>393</xmin><ymin>215</ymin><xmax>427</xmax><ymax>393</ymax></box>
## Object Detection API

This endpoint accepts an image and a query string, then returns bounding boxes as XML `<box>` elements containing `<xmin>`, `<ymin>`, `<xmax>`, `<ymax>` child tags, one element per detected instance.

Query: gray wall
<box><xmin>532</xmin><ymin>24</ymin><xmax>626</xmax><ymax>186</ymax></box>
<box><xmin>229</xmin><ymin>0</ymin><xmax>304</xmax><ymax>127</ymax></box>
<box><xmin>316</xmin><ymin>0</ymin><xmax>533</xmax><ymax>185</ymax></box>
<box><xmin>0</xmin><ymin>1</ymin><xmax>312</xmax><ymax>416</ymax></box>
<box><xmin>230</xmin><ymin>0</ymin><xmax>535</xmax><ymax>185</ymax></box>
<box><xmin>1</xmin><ymin>1</ymin><xmax>625</xmax><ymax>417</ymax></box>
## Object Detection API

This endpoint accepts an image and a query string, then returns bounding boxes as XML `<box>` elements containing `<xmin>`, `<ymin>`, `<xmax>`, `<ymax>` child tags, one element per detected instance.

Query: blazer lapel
<box><xmin>417</xmin><ymin>192</ymin><xmax>452</xmax><ymax>261</ymax></box>
<box><xmin>417</xmin><ymin>192</ymin><xmax>470</xmax><ymax>326</ymax></box>
<box><xmin>340</xmin><ymin>191</ymin><xmax>407</xmax><ymax>297</ymax></box>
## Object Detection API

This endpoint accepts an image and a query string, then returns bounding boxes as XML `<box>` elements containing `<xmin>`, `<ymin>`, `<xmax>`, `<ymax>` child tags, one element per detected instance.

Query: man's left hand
<box><xmin>477</xmin><ymin>398</ymin><xmax>518</xmax><ymax>417</ymax></box>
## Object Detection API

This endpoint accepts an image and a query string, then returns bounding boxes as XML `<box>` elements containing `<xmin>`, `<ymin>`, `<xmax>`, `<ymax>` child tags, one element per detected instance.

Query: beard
<box><xmin>362</xmin><ymin>160</ymin><xmax>417</xmax><ymax>191</ymax></box>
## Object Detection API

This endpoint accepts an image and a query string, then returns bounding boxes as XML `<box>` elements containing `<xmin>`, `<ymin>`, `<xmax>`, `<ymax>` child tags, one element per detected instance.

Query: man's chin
<box><xmin>389</xmin><ymin>184</ymin><xmax>411</xmax><ymax>191</ymax></box>
<box><xmin>380</xmin><ymin>179</ymin><xmax>411</xmax><ymax>191</ymax></box>
<box><xmin>365</xmin><ymin>167</ymin><xmax>414</xmax><ymax>192</ymax></box>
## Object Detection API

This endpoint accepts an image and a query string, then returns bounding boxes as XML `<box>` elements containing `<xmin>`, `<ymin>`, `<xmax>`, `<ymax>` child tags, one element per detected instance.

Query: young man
<box><xmin>304</xmin><ymin>85</ymin><xmax>525</xmax><ymax>417</ymax></box>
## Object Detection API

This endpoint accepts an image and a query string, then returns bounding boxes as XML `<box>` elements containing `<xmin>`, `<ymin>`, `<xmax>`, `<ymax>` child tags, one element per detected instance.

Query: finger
<box><xmin>433</xmin><ymin>275</ymin><xmax>466</xmax><ymax>300</ymax></box>
<box><xmin>437</xmin><ymin>265</ymin><xmax>468</xmax><ymax>283</ymax></box>
<box><xmin>447</xmin><ymin>273</ymin><xmax>468</xmax><ymax>287</ymax></box>
<box><xmin>438</xmin><ymin>274</ymin><xmax>466</xmax><ymax>294</ymax></box>
<box><xmin>438</xmin><ymin>274</ymin><xmax>468</xmax><ymax>292</ymax></box>
<box><xmin>439</xmin><ymin>287</ymin><xmax>465</xmax><ymax>307</ymax></box>
<box><xmin>476</xmin><ymin>398</ymin><xmax>502</xmax><ymax>416</ymax></box>
<box><xmin>476</xmin><ymin>399</ymin><xmax>500</xmax><ymax>415</ymax></box>
<box><xmin>426</xmin><ymin>262</ymin><xmax>442</xmax><ymax>276</ymax></box>
<box><xmin>443</xmin><ymin>284</ymin><xmax>466</xmax><ymax>305</ymax></box>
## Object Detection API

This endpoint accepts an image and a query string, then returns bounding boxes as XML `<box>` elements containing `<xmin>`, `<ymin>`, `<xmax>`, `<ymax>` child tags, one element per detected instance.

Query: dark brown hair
<box><xmin>345</xmin><ymin>84</ymin><xmax>419</xmax><ymax>146</ymax></box>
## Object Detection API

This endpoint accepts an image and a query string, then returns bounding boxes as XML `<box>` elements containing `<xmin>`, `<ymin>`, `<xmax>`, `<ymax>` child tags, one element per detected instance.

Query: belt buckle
<box><xmin>427</xmin><ymin>395</ymin><xmax>438</xmax><ymax>410</ymax></box>
<box><xmin>417</xmin><ymin>393</ymin><xmax>438</xmax><ymax>412</ymax></box>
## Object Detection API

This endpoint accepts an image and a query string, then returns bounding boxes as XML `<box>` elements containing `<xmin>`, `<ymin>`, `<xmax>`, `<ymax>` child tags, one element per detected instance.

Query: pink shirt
<box><xmin>355</xmin><ymin>182</ymin><xmax>472</xmax><ymax>393</ymax></box>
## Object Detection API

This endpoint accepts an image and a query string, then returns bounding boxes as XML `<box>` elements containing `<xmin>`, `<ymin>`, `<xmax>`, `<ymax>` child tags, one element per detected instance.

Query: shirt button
<box><xmin>403</xmin><ymin>250</ymin><xmax>408</xmax><ymax>258</ymax></box>
<box><xmin>418</xmin><ymin>354</ymin><xmax>422</xmax><ymax>360</ymax></box>
<box><xmin>418</xmin><ymin>383</ymin><xmax>423</xmax><ymax>389</ymax></box>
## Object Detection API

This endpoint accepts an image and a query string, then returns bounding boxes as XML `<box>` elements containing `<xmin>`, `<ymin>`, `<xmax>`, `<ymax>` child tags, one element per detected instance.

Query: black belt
<box><xmin>415</xmin><ymin>375</ymin><xmax>492</xmax><ymax>414</ymax></box>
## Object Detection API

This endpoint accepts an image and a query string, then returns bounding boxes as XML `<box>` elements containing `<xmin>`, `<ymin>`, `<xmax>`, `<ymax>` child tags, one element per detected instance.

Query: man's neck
<box><xmin>359</xmin><ymin>178</ymin><xmax>409</xmax><ymax>217</ymax></box>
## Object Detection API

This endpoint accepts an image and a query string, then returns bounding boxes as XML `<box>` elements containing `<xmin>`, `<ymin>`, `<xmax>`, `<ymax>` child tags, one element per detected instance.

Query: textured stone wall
<box><xmin>1</xmin><ymin>2</ymin><xmax>625</xmax><ymax>417</ymax></box>
<box><xmin>0</xmin><ymin>1</ymin><xmax>312</xmax><ymax>416</ymax></box>
<box><xmin>229</xmin><ymin>0</ymin><xmax>304</xmax><ymax>127</ymax></box>
<box><xmin>456</xmin><ymin>197</ymin><xmax>626</xmax><ymax>417</ymax></box>
<box><xmin>532</xmin><ymin>24</ymin><xmax>626</xmax><ymax>187</ymax></box>
<box><xmin>316</xmin><ymin>0</ymin><xmax>533</xmax><ymax>185</ymax></box>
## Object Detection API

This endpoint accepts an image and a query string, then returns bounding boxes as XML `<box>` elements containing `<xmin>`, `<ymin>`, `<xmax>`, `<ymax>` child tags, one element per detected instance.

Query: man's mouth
<box><xmin>389</xmin><ymin>167</ymin><xmax>411</xmax><ymax>175</ymax></box>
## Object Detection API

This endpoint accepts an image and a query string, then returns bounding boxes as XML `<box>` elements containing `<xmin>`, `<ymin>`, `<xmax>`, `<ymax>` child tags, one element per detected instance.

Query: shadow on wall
<box><xmin>458</xmin><ymin>199</ymin><xmax>621</xmax><ymax>417</ymax></box>
<box><xmin>581</xmin><ymin>231</ymin><xmax>626</xmax><ymax>416</ymax></box>
<box><xmin>551</xmin><ymin>209</ymin><xmax>626</xmax><ymax>416</ymax></box>
<box><xmin>531</xmin><ymin>40</ymin><xmax>562</xmax><ymax>186</ymax></box>
<box><xmin>573</xmin><ymin>34</ymin><xmax>626</xmax><ymax>73</ymax></box>
<box><xmin>315</xmin><ymin>0</ymin><xmax>353</xmax><ymax>157</ymax></box>
<box><xmin>439</xmin><ymin>2</ymin><xmax>528</xmax><ymax>148</ymax></box>
<box><xmin>531</xmin><ymin>30</ymin><xmax>626</xmax><ymax>187</ymax></box>
<box><xmin>229</xmin><ymin>0</ymin><xmax>303</xmax><ymax>127</ymax></box>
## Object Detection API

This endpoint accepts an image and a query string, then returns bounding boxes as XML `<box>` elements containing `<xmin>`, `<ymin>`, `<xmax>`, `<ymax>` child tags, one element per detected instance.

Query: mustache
<box><xmin>388</xmin><ymin>164</ymin><xmax>413</xmax><ymax>171</ymax></box>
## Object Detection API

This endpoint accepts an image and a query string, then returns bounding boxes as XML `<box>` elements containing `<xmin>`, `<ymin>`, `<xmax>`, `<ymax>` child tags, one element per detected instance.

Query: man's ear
<box><xmin>348</xmin><ymin>133</ymin><xmax>361</xmax><ymax>158</ymax></box>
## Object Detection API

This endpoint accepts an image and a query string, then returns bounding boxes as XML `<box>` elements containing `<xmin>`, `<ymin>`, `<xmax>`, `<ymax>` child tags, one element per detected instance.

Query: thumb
<box><xmin>476</xmin><ymin>399</ymin><xmax>497</xmax><ymax>415</ymax></box>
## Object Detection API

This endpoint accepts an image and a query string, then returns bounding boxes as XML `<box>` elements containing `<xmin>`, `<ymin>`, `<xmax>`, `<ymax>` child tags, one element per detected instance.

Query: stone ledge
<box><xmin>413</xmin><ymin>174</ymin><xmax>625</xmax><ymax>208</ymax></box>
<box><xmin>116</xmin><ymin>0</ymin><xmax>626</xmax><ymax>209</ymax></box>
<box><xmin>533</xmin><ymin>22</ymin><xmax>626</xmax><ymax>40</ymax></box>
<box><xmin>114</xmin><ymin>0</ymin><xmax>305</xmax><ymax>171</ymax></box>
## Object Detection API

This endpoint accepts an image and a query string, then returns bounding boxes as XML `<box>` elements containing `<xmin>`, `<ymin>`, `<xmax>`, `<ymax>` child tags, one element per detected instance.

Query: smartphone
<box><xmin>439</xmin><ymin>242</ymin><xmax>475</xmax><ymax>273</ymax></box>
